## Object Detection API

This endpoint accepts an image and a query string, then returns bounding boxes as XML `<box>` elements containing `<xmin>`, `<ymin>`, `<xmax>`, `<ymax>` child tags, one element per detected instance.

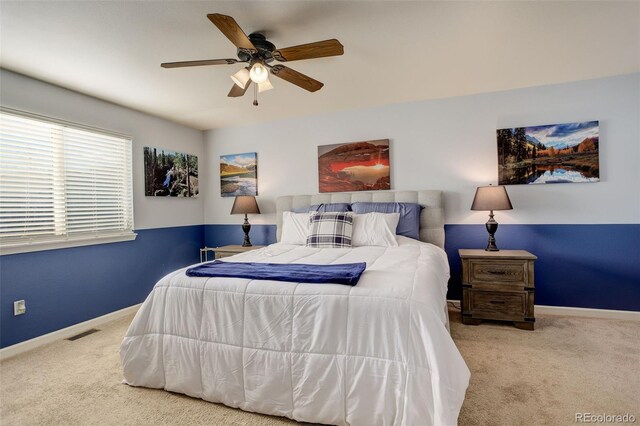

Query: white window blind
<box><xmin>0</xmin><ymin>109</ymin><xmax>134</xmax><ymax>251</ymax></box>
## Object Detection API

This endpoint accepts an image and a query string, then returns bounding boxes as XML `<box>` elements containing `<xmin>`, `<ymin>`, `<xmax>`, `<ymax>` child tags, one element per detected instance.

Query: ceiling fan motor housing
<box><xmin>238</xmin><ymin>33</ymin><xmax>275</xmax><ymax>62</ymax></box>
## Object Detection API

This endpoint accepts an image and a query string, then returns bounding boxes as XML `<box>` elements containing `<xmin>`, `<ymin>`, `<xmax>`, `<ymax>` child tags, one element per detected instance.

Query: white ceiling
<box><xmin>1</xmin><ymin>1</ymin><xmax>638</xmax><ymax>130</ymax></box>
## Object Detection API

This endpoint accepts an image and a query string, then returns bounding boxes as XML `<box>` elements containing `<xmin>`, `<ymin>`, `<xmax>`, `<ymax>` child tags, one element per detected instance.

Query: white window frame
<box><xmin>0</xmin><ymin>107</ymin><xmax>136</xmax><ymax>255</ymax></box>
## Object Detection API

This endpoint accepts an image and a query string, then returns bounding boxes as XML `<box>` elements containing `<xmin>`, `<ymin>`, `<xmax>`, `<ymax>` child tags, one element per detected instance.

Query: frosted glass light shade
<box><xmin>231</xmin><ymin>68</ymin><xmax>250</xmax><ymax>88</ymax></box>
<box><xmin>258</xmin><ymin>79</ymin><xmax>273</xmax><ymax>93</ymax></box>
<box><xmin>249</xmin><ymin>63</ymin><xmax>269</xmax><ymax>83</ymax></box>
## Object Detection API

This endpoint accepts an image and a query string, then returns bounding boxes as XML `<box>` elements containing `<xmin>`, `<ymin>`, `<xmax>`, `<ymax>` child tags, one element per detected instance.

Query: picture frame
<box><xmin>220</xmin><ymin>152</ymin><xmax>258</xmax><ymax>197</ymax></box>
<box><xmin>143</xmin><ymin>147</ymin><xmax>198</xmax><ymax>197</ymax></box>
<box><xmin>317</xmin><ymin>139</ymin><xmax>390</xmax><ymax>193</ymax></box>
<box><xmin>497</xmin><ymin>121</ymin><xmax>599</xmax><ymax>185</ymax></box>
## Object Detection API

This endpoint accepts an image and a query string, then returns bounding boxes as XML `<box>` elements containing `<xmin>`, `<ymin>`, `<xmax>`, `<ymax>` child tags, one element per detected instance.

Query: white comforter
<box><xmin>120</xmin><ymin>237</ymin><xmax>470</xmax><ymax>425</ymax></box>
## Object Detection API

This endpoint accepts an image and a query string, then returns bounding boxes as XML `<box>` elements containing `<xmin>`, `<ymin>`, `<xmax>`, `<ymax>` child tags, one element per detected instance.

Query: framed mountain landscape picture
<box><xmin>318</xmin><ymin>139</ymin><xmax>390</xmax><ymax>193</ymax></box>
<box><xmin>220</xmin><ymin>152</ymin><xmax>257</xmax><ymax>197</ymax></box>
<box><xmin>143</xmin><ymin>147</ymin><xmax>198</xmax><ymax>197</ymax></box>
<box><xmin>497</xmin><ymin>121</ymin><xmax>599</xmax><ymax>185</ymax></box>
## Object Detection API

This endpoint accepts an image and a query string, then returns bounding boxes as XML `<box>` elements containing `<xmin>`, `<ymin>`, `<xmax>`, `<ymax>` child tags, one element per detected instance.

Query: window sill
<box><xmin>0</xmin><ymin>233</ymin><xmax>138</xmax><ymax>256</ymax></box>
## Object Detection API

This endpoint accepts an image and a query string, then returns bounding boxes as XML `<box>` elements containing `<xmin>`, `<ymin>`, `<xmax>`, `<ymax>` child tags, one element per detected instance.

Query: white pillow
<box><xmin>281</xmin><ymin>211</ymin><xmax>310</xmax><ymax>245</ymax></box>
<box><xmin>351</xmin><ymin>212</ymin><xmax>400</xmax><ymax>247</ymax></box>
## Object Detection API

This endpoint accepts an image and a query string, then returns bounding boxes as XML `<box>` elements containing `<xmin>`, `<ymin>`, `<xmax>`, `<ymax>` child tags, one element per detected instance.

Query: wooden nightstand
<box><xmin>200</xmin><ymin>245</ymin><xmax>265</xmax><ymax>261</ymax></box>
<box><xmin>459</xmin><ymin>249</ymin><xmax>537</xmax><ymax>330</ymax></box>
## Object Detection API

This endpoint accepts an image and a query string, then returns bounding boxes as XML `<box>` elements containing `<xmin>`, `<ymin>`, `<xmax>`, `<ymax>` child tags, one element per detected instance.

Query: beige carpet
<box><xmin>1</xmin><ymin>311</ymin><xmax>638</xmax><ymax>425</ymax></box>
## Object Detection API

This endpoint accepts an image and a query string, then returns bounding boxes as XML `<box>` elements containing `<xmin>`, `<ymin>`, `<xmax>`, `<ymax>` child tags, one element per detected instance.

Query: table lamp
<box><xmin>470</xmin><ymin>185</ymin><xmax>513</xmax><ymax>251</ymax></box>
<box><xmin>230</xmin><ymin>195</ymin><xmax>261</xmax><ymax>247</ymax></box>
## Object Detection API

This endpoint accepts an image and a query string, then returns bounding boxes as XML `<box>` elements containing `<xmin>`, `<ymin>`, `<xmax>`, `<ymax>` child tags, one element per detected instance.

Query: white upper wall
<box><xmin>204</xmin><ymin>73</ymin><xmax>640</xmax><ymax>226</ymax></box>
<box><xmin>1</xmin><ymin>69</ymin><xmax>205</xmax><ymax>230</ymax></box>
<box><xmin>3</xmin><ymin>70</ymin><xmax>637</xmax><ymax>229</ymax></box>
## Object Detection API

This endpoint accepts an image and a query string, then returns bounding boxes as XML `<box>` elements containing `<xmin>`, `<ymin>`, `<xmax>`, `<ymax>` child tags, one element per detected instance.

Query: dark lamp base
<box><xmin>242</xmin><ymin>214</ymin><xmax>252</xmax><ymax>247</ymax></box>
<box><xmin>485</xmin><ymin>244</ymin><xmax>499</xmax><ymax>252</ymax></box>
<box><xmin>485</xmin><ymin>211</ymin><xmax>500</xmax><ymax>252</ymax></box>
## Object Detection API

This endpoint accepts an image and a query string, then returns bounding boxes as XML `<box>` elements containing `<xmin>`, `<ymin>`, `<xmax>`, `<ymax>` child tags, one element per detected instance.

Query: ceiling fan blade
<box><xmin>207</xmin><ymin>14</ymin><xmax>257</xmax><ymax>53</ymax></box>
<box><xmin>228</xmin><ymin>80</ymin><xmax>251</xmax><ymax>98</ymax></box>
<box><xmin>161</xmin><ymin>58</ymin><xmax>239</xmax><ymax>68</ymax></box>
<box><xmin>270</xmin><ymin>65</ymin><xmax>324</xmax><ymax>92</ymax></box>
<box><xmin>272</xmin><ymin>39</ymin><xmax>344</xmax><ymax>62</ymax></box>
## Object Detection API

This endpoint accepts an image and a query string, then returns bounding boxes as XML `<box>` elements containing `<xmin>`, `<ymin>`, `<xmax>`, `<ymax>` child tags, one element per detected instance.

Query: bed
<box><xmin>120</xmin><ymin>190</ymin><xmax>470</xmax><ymax>425</ymax></box>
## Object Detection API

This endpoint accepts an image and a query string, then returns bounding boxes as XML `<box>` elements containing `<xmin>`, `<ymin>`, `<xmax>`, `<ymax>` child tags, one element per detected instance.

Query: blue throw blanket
<box><xmin>186</xmin><ymin>260</ymin><xmax>367</xmax><ymax>286</ymax></box>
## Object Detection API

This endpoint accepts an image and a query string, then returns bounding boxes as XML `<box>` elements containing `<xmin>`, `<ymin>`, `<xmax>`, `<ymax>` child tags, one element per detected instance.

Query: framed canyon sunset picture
<box><xmin>497</xmin><ymin>121</ymin><xmax>599</xmax><ymax>185</ymax></box>
<box><xmin>318</xmin><ymin>139</ymin><xmax>390</xmax><ymax>193</ymax></box>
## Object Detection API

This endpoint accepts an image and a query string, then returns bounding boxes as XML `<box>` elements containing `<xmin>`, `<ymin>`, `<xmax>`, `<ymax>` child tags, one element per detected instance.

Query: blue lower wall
<box><xmin>0</xmin><ymin>225</ymin><xmax>203</xmax><ymax>348</ymax></box>
<box><xmin>205</xmin><ymin>223</ymin><xmax>640</xmax><ymax>311</ymax></box>
<box><xmin>445</xmin><ymin>224</ymin><xmax>639</xmax><ymax>311</ymax></box>
<box><xmin>2</xmin><ymin>223</ymin><xmax>637</xmax><ymax>348</ymax></box>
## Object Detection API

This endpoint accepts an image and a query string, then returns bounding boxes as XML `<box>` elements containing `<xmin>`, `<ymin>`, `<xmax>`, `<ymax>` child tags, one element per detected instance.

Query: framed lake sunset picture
<box><xmin>497</xmin><ymin>121</ymin><xmax>599</xmax><ymax>185</ymax></box>
<box><xmin>220</xmin><ymin>152</ymin><xmax>257</xmax><ymax>197</ymax></box>
<box><xmin>318</xmin><ymin>139</ymin><xmax>390</xmax><ymax>193</ymax></box>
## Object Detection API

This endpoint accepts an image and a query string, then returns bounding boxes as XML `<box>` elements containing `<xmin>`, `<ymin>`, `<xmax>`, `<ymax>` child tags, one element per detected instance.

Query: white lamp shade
<box><xmin>249</xmin><ymin>63</ymin><xmax>269</xmax><ymax>83</ymax></box>
<box><xmin>231</xmin><ymin>68</ymin><xmax>250</xmax><ymax>88</ymax></box>
<box><xmin>258</xmin><ymin>78</ymin><xmax>273</xmax><ymax>93</ymax></box>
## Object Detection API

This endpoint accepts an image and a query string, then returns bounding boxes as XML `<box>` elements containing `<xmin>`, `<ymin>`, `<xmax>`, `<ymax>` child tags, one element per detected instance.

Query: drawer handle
<box><xmin>489</xmin><ymin>300</ymin><xmax>506</xmax><ymax>305</ymax></box>
<box><xmin>487</xmin><ymin>270</ymin><xmax>508</xmax><ymax>275</ymax></box>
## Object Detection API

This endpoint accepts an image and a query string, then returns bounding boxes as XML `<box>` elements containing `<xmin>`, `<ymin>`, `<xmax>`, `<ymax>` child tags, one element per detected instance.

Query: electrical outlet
<box><xmin>14</xmin><ymin>300</ymin><xmax>26</xmax><ymax>316</ymax></box>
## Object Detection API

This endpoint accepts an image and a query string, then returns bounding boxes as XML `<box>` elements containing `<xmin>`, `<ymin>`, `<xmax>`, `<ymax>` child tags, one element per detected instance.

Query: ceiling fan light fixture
<box><xmin>231</xmin><ymin>68</ymin><xmax>250</xmax><ymax>88</ymax></box>
<box><xmin>258</xmin><ymin>79</ymin><xmax>273</xmax><ymax>93</ymax></box>
<box><xmin>249</xmin><ymin>62</ymin><xmax>269</xmax><ymax>84</ymax></box>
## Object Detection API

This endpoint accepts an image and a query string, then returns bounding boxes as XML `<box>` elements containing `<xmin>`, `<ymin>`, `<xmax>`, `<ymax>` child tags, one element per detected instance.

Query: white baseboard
<box><xmin>535</xmin><ymin>305</ymin><xmax>640</xmax><ymax>321</ymax></box>
<box><xmin>447</xmin><ymin>299</ymin><xmax>639</xmax><ymax>321</ymax></box>
<box><xmin>0</xmin><ymin>303</ymin><xmax>141</xmax><ymax>361</ymax></box>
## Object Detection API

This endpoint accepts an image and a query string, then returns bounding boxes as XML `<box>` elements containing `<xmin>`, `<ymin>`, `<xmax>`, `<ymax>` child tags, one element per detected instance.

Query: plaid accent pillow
<box><xmin>306</xmin><ymin>212</ymin><xmax>353</xmax><ymax>248</ymax></box>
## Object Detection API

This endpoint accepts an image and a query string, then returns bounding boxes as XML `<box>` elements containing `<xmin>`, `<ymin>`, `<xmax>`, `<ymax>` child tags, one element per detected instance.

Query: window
<box><xmin>0</xmin><ymin>108</ymin><xmax>135</xmax><ymax>254</ymax></box>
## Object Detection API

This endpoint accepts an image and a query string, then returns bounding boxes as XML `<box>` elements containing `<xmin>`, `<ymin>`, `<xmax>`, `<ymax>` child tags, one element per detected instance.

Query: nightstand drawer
<box><xmin>469</xmin><ymin>290</ymin><xmax>526</xmax><ymax>321</ymax></box>
<box><xmin>469</xmin><ymin>260</ymin><xmax>528</xmax><ymax>286</ymax></box>
<box><xmin>460</xmin><ymin>249</ymin><xmax>536</xmax><ymax>329</ymax></box>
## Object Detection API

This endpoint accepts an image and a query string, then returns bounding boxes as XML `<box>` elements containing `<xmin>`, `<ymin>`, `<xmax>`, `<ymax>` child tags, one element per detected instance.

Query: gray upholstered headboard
<box><xmin>275</xmin><ymin>190</ymin><xmax>445</xmax><ymax>248</ymax></box>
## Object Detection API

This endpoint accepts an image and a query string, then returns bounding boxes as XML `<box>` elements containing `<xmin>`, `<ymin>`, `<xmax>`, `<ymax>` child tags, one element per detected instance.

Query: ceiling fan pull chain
<box><xmin>253</xmin><ymin>83</ymin><xmax>258</xmax><ymax>106</ymax></box>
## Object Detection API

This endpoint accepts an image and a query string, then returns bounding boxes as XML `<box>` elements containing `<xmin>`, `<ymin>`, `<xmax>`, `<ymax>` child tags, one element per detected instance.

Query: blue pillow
<box><xmin>351</xmin><ymin>202</ymin><xmax>422</xmax><ymax>240</ymax></box>
<box><xmin>292</xmin><ymin>203</ymin><xmax>352</xmax><ymax>213</ymax></box>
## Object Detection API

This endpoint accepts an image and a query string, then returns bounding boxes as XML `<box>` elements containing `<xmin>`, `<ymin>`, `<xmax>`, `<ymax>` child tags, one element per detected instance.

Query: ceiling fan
<box><xmin>161</xmin><ymin>14</ymin><xmax>344</xmax><ymax>106</ymax></box>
